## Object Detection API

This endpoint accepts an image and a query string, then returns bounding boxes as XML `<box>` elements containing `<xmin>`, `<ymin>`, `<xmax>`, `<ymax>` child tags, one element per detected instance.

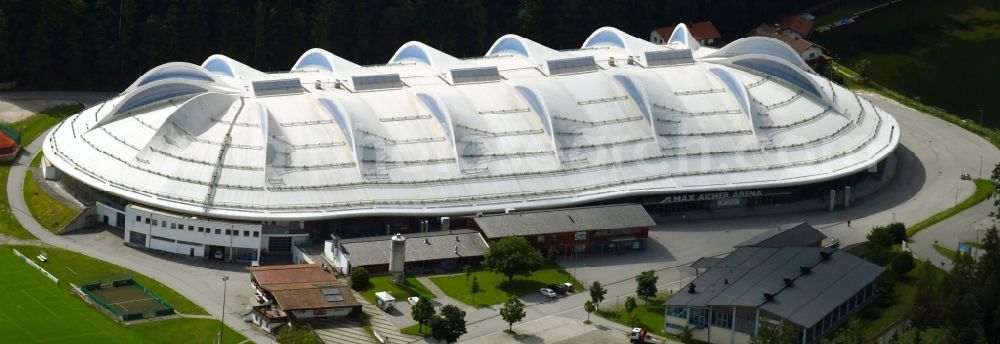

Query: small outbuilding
<box><xmin>246</xmin><ymin>264</ymin><xmax>359</xmax><ymax>333</ymax></box>
<box><xmin>0</xmin><ymin>123</ymin><xmax>20</xmax><ymax>161</ymax></box>
<box><xmin>325</xmin><ymin>229</ymin><xmax>489</xmax><ymax>274</ymax></box>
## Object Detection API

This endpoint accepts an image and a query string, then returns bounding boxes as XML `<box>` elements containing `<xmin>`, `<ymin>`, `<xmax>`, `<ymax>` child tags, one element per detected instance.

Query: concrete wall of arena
<box><xmin>124</xmin><ymin>205</ymin><xmax>262</xmax><ymax>257</ymax></box>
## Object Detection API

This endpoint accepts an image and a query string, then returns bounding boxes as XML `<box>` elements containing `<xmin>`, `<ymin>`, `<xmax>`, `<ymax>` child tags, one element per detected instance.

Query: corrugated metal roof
<box><xmin>736</xmin><ymin>222</ymin><xmax>826</xmax><ymax>248</ymax></box>
<box><xmin>339</xmin><ymin>229</ymin><xmax>488</xmax><ymax>267</ymax></box>
<box><xmin>473</xmin><ymin>204</ymin><xmax>654</xmax><ymax>238</ymax></box>
<box><xmin>666</xmin><ymin>247</ymin><xmax>884</xmax><ymax>327</ymax></box>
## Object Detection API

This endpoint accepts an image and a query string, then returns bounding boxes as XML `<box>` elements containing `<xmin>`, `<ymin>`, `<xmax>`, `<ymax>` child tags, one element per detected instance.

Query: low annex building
<box><xmin>325</xmin><ymin>229</ymin><xmax>489</xmax><ymax>274</ymax></box>
<box><xmin>465</xmin><ymin>204</ymin><xmax>655</xmax><ymax>254</ymax></box>
<box><xmin>247</xmin><ymin>264</ymin><xmax>359</xmax><ymax>333</ymax></box>
<box><xmin>664</xmin><ymin>225</ymin><xmax>884</xmax><ymax>344</ymax></box>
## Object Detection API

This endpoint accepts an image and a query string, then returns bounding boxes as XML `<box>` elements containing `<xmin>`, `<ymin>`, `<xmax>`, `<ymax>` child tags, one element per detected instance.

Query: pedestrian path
<box><xmin>415</xmin><ymin>276</ymin><xmax>467</xmax><ymax>310</ymax></box>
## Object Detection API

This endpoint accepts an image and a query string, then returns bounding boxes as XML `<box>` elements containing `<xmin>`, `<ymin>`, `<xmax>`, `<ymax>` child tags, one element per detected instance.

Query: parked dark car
<box><xmin>548</xmin><ymin>284</ymin><xmax>568</xmax><ymax>294</ymax></box>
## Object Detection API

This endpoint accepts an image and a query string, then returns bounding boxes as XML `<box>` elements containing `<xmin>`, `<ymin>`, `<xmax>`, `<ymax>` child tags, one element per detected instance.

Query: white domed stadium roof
<box><xmin>43</xmin><ymin>27</ymin><xmax>898</xmax><ymax>221</ymax></box>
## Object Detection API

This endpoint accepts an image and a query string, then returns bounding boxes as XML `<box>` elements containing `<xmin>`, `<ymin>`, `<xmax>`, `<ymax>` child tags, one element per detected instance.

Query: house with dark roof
<box><xmin>246</xmin><ymin>264</ymin><xmax>360</xmax><ymax>333</ymax></box>
<box><xmin>324</xmin><ymin>229</ymin><xmax>489</xmax><ymax>274</ymax></box>
<box><xmin>663</xmin><ymin>226</ymin><xmax>884</xmax><ymax>344</ymax></box>
<box><xmin>651</xmin><ymin>21</ymin><xmax>722</xmax><ymax>46</ymax></box>
<box><xmin>465</xmin><ymin>204</ymin><xmax>655</xmax><ymax>254</ymax></box>
<box><xmin>0</xmin><ymin>123</ymin><xmax>20</xmax><ymax>161</ymax></box>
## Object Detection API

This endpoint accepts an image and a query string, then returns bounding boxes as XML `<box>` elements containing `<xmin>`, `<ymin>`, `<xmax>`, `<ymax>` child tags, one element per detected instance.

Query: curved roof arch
<box><xmin>512</xmin><ymin>85</ymin><xmax>562</xmax><ymax>161</ymax></box>
<box><xmin>708</xmin><ymin>66</ymin><xmax>762</xmax><ymax>144</ymax></box>
<box><xmin>314</xmin><ymin>96</ymin><xmax>364</xmax><ymax>176</ymax></box>
<box><xmin>486</xmin><ymin>34</ymin><xmax>568</xmax><ymax>65</ymax></box>
<box><xmin>127</xmin><ymin>62</ymin><xmax>217</xmax><ymax>92</ymax></box>
<box><xmin>716</xmin><ymin>54</ymin><xmax>829</xmax><ymax>103</ymax></box>
<box><xmin>201</xmin><ymin>54</ymin><xmax>268</xmax><ymax>82</ymax></box>
<box><xmin>96</xmin><ymin>79</ymin><xmax>211</xmax><ymax>129</ymax></box>
<box><xmin>292</xmin><ymin>48</ymin><xmax>368</xmax><ymax>78</ymax></box>
<box><xmin>667</xmin><ymin>23</ymin><xmax>701</xmax><ymax>51</ymax></box>
<box><xmin>706</xmin><ymin>37</ymin><xmax>813</xmax><ymax>73</ymax></box>
<box><xmin>390</xmin><ymin>41</ymin><xmax>470</xmax><ymax>74</ymax></box>
<box><xmin>582</xmin><ymin>27</ymin><xmax>664</xmax><ymax>56</ymax></box>
<box><xmin>608</xmin><ymin>73</ymin><xmax>658</xmax><ymax>140</ymax></box>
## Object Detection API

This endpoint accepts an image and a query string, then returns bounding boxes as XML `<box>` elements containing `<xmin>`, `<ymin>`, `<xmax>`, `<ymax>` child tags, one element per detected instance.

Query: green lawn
<box><xmin>860</xmin><ymin>260</ymin><xmax>943</xmax><ymax>340</ymax></box>
<box><xmin>400</xmin><ymin>322</ymin><xmax>431</xmax><ymax>336</ymax></box>
<box><xmin>9</xmin><ymin>245</ymin><xmax>207</xmax><ymax>316</ymax></box>
<box><xmin>430</xmin><ymin>262</ymin><xmax>583</xmax><ymax>307</ymax></box>
<box><xmin>23</xmin><ymin>170</ymin><xmax>82</xmax><ymax>233</ymax></box>
<box><xmin>932</xmin><ymin>244</ymin><xmax>958</xmax><ymax>261</ymax></box>
<box><xmin>357</xmin><ymin>275</ymin><xmax>435</xmax><ymax>306</ymax></box>
<box><xmin>0</xmin><ymin>245</ymin><xmax>244</xmax><ymax>344</ymax></box>
<box><xmin>0</xmin><ymin>104</ymin><xmax>84</xmax><ymax>240</ymax></box>
<box><xmin>593</xmin><ymin>291</ymin><xmax>700</xmax><ymax>343</ymax></box>
<box><xmin>30</xmin><ymin>151</ymin><xmax>43</xmax><ymax>167</ymax></box>
<box><xmin>275</xmin><ymin>324</ymin><xmax>323</xmax><ymax>344</ymax></box>
<box><xmin>906</xmin><ymin>179</ymin><xmax>996</xmax><ymax>237</ymax></box>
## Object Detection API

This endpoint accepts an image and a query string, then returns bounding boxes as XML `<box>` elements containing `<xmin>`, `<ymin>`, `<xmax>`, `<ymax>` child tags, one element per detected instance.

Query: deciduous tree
<box><xmin>500</xmin><ymin>296</ymin><xmax>526</xmax><ymax>332</ymax></box>
<box><xmin>411</xmin><ymin>297</ymin><xmax>435</xmax><ymax>332</ymax></box>
<box><xmin>482</xmin><ymin>237</ymin><xmax>544</xmax><ymax>282</ymax></box>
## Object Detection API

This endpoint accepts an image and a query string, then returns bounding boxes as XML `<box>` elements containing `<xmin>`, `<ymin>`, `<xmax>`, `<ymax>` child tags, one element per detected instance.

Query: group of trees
<box><xmin>896</xmin><ymin>227</ymin><xmax>1000</xmax><ymax>344</ymax></box>
<box><xmin>0</xmin><ymin>0</ymin><xmax>827</xmax><ymax>90</ymax></box>
<box><xmin>865</xmin><ymin>222</ymin><xmax>915</xmax><ymax>275</ymax></box>
<box><xmin>411</xmin><ymin>299</ymin><xmax>469</xmax><ymax>343</ymax></box>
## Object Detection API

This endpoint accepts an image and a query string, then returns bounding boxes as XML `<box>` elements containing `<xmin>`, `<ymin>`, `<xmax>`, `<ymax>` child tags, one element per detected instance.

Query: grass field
<box><xmin>814</xmin><ymin>0</ymin><xmax>1000</xmax><ymax>127</ymax></box>
<box><xmin>357</xmin><ymin>275</ymin><xmax>436</xmax><ymax>306</ymax></box>
<box><xmin>933</xmin><ymin>244</ymin><xmax>959</xmax><ymax>261</ymax></box>
<box><xmin>9</xmin><ymin>245</ymin><xmax>207</xmax><ymax>316</ymax></box>
<box><xmin>0</xmin><ymin>246</ymin><xmax>244</xmax><ymax>344</ymax></box>
<box><xmin>430</xmin><ymin>263</ymin><xmax>583</xmax><ymax>308</ymax></box>
<box><xmin>23</xmin><ymin>170</ymin><xmax>82</xmax><ymax>233</ymax></box>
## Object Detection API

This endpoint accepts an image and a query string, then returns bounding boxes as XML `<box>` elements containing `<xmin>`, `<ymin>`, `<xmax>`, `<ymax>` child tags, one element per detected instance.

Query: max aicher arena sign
<box><xmin>660</xmin><ymin>190</ymin><xmax>764</xmax><ymax>204</ymax></box>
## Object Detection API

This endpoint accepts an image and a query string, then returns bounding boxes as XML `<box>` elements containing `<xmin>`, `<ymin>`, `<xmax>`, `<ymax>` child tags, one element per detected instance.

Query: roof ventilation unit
<box><xmin>351</xmin><ymin>73</ymin><xmax>403</xmax><ymax>91</ymax></box>
<box><xmin>783</xmin><ymin>277</ymin><xmax>794</xmax><ymax>287</ymax></box>
<box><xmin>800</xmin><ymin>266</ymin><xmax>812</xmax><ymax>274</ymax></box>
<box><xmin>546</xmin><ymin>56</ymin><xmax>599</xmax><ymax>76</ymax></box>
<box><xmin>450</xmin><ymin>66</ymin><xmax>501</xmax><ymax>84</ymax></box>
<box><xmin>251</xmin><ymin>78</ymin><xmax>303</xmax><ymax>97</ymax></box>
<box><xmin>820</xmin><ymin>250</ymin><xmax>832</xmax><ymax>261</ymax></box>
<box><xmin>687</xmin><ymin>283</ymin><xmax>697</xmax><ymax>294</ymax></box>
<box><xmin>644</xmin><ymin>49</ymin><xmax>694</xmax><ymax>67</ymax></box>
<box><xmin>763</xmin><ymin>292</ymin><xmax>775</xmax><ymax>302</ymax></box>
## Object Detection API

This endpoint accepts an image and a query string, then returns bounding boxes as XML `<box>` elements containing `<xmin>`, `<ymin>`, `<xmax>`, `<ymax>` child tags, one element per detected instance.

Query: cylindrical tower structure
<box><xmin>389</xmin><ymin>233</ymin><xmax>406</xmax><ymax>285</ymax></box>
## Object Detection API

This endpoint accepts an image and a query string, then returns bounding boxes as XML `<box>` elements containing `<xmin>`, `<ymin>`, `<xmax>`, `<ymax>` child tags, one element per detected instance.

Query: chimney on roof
<box><xmin>455</xmin><ymin>236</ymin><xmax>460</xmax><ymax>242</ymax></box>
<box><xmin>800</xmin><ymin>266</ymin><xmax>812</xmax><ymax>274</ymax></box>
<box><xmin>724</xmin><ymin>278</ymin><xmax>729</xmax><ymax>285</ymax></box>
<box><xmin>783</xmin><ymin>277</ymin><xmax>794</xmax><ymax>287</ymax></box>
<box><xmin>454</xmin><ymin>245</ymin><xmax>459</xmax><ymax>255</ymax></box>
<box><xmin>820</xmin><ymin>251</ymin><xmax>832</xmax><ymax>261</ymax></box>
<box><xmin>688</xmin><ymin>283</ymin><xmax>697</xmax><ymax>294</ymax></box>
<box><xmin>424</xmin><ymin>238</ymin><xmax>430</xmax><ymax>245</ymax></box>
<box><xmin>763</xmin><ymin>292</ymin><xmax>775</xmax><ymax>302</ymax></box>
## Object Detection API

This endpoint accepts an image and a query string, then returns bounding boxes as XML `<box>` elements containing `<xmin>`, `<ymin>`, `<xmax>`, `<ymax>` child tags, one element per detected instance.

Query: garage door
<box><xmin>268</xmin><ymin>237</ymin><xmax>292</xmax><ymax>252</ymax></box>
<box><xmin>129</xmin><ymin>231</ymin><xmax>147</xmax><ymax>246</ymax></box>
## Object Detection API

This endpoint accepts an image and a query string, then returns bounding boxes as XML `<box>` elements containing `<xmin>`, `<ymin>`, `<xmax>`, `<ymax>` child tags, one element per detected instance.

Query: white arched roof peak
<box><xmin>715</xmin><ymin>54</ymin><xmax>830</xmax><ymax>103</ymax></box>
<box><xmin>389</xmin><ymin>41</ymin><xmax>470</xmax><ymax>74</ymax></box>
<box><xmin>201</xmin><ymin>54</ymin><xmax>268</xmax><ymax>82</ymax></box>
<box><xmin>292</xmin><ymin>48</ymin><xmax>368</xmax><ymax>78</ymax></box>
<box><xmin>668</xmin><ymin>23</ymin><xmax>701</xmax><ymax>51</ymax></box>
<box><xmin>582</xmin><ymin>27</ymin><xmax>664</xmax><ymax>56</ymax></box>
<box><xmin>706</xmin><ymin>37</ymin><xmax>813</xmax><ymax>73</ymax></box>
<box><xmin>486</xmin><ymin>34</ymin><xmax>568</xmax><ymax>65</ymax></box>
<box><xmin>93</xmin><ymin>78</ymin><xmax>219</xmax><ymax>130</ymax></box>
<box><xmin>313</xmin><ymin>96</ymin><xmax>364</xmax><ymax>177</ymax></box>
<box><xmin>126</xmin><ymin>62</ymin><xmax>219</xmax><ymax>92</ymax></box>
<box><xmin>512</xmin><ymin>85</ymin><xmax>561</xmax><ymax>163</ymax></box>
<box><xmin>707</xmin><ymin>66</ymin><xmax>762</xmax><ymax>146</ymax></box>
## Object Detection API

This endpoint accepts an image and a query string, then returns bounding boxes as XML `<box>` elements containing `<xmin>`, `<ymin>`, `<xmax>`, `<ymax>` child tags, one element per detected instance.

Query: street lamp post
<box><xmin>218</xmin><ymin>275</ymin><xmax>229</xmax><ymax>344</ymax></box>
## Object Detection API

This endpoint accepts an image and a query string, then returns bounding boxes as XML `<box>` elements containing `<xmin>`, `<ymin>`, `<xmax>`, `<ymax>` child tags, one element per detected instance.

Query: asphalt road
<box><xmin>6</xmin><ymin>92</ymin><xmax>999</xmax><ymax>344</ymax></box>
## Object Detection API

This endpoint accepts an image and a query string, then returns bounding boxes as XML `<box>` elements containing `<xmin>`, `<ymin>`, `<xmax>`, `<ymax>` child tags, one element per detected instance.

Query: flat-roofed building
<box><xmin>466</xmin><ymin>204</ymin><xmax>655</xmax><ymax>254</ymax></box>
<box><xmin>325</xmin><ymin>229</ymin><xmax>489</xmax><ymax>274</ymax></box>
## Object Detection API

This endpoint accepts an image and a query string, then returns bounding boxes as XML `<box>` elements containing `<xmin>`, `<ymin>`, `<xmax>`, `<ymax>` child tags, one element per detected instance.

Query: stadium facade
<box><xmin>42</xmin><ymin>26</ymin><xmax>899</xmax><ymax>262</ymax></box>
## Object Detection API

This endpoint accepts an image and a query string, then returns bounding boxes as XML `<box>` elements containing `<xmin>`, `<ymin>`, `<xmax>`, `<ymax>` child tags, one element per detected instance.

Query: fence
<box><xmin>78</xmin><ymin>278</ymin><xmax>175</xmax><ymax>321</ymax></box>
<box><xmin>12</xmin><ymin>248</ymin><xmax>59</xmax><ymax>284</ymax></box>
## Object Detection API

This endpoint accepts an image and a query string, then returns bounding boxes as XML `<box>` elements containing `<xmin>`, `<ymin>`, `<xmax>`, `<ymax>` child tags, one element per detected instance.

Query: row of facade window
<box><xmin>136</xmin><ymin>216</ymin><xmax>259</xmax><ymax>237</ymax></box>
<box><xmin>803</xmin><ymin>282</ymin><xmax>876</xmax><ymax>342</ymax></box>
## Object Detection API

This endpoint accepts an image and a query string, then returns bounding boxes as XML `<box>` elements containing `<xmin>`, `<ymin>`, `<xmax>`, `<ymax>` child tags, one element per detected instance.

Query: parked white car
<box><xmin>539</xmin><ymin>288</ymin><xmax>557</xmax><ymax>298</ymax></box>
<box><xmin>407</xmin><ymin>296</ymin><xmax>420</xmax><ymax>306</ymax></box>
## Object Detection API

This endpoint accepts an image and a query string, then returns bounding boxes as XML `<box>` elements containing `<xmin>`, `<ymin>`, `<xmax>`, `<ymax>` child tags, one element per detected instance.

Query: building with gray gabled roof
<box><xmin>664</xmin><ymin>228</ymin><xmax>884</xmax><ymax>344</ymax></box>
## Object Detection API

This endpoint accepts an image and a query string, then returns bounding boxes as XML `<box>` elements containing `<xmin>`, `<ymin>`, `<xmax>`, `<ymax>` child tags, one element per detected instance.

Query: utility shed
<box><xmin>325</xmin><ymin>229</ymin><xmax>489</xmax><ymax>274</ymax></box>
<box><xmin>467</xmin><ymin>204</ymin><xmax>655</xmax><ymax>254</ymax></box>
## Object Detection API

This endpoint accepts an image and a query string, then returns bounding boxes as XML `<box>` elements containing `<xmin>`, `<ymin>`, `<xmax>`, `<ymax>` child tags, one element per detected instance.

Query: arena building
<box><xmin>41</xmin><ymin>25</ymin><xmax>899</xmax><ymax>262</ymax></box>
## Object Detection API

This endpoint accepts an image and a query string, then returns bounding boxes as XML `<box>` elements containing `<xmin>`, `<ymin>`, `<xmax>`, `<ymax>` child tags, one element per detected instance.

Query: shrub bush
<box><xmin>350</xmin><ymin>267</ymin><xmax>369</xmax><ymax>290</ymax></box>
